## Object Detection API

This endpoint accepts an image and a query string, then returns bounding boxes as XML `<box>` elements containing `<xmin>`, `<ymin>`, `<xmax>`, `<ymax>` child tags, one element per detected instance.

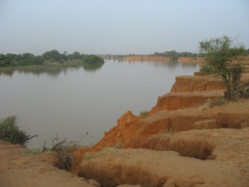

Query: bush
<box><xmin>140</xmin><ymin>110</ymin><xmax>149</xmax><ymax>117</ymax></box>
<box><xmin>0</xmin><ymin>116</ymin><xmax>36</xmax><ymax>145</ymax></box>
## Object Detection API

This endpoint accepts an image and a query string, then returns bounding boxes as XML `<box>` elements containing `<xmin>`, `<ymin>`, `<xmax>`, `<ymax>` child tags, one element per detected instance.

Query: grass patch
<box><xmin>23</xmin><ymin>148</ymin><xmax>43</xmax><ymax>155</ymax></box>
<box><xmin>140</xmin><ymin>110</ymin><xmax>149</xmax><ymax>117</ymax></box>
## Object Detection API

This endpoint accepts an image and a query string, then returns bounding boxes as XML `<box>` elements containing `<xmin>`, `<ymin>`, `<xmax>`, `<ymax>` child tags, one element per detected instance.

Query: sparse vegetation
<box><xmin>140</xmin><ymin>110</ymin><xmax>149</xmax><ymax>117</ymax></box>
<box><xmin>41</xmin><ymin>133</ymin><xmax>91</xmax><ymax>172</ymax></box>
<box><xmin>24</xmin><ymin>148</ymin><xmax>43</xmax><ymax>155</ymax></box>
<box><xmin>0</xmin><ymin>116</ymin><xmax>83</xmax><ymax>172</ymax></box>
<box><xmin>209</xmin><ymin>97</ymin><xmax>228</xmax><ymax>108</ymax></box>
<box><xmin>41</xmin><ymin>137</ymin><xmax>79</xmax><ymax>171</ymax></box>
<box><xmin>0</xmin><ymin>116</ymin><xmax>37</xmax><ymax>145</ymax></box>
<box><xmin>52</xmin><ymin>142</ymin><xmax>77</xmax><ymax>171</ymax></box>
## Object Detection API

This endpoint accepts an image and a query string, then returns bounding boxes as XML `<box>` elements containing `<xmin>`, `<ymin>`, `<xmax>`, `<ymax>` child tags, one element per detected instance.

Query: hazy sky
<box><xmin>0</xmin><ymin>0</ymin><xmax>249</xmax><ymax>55</ymax></box>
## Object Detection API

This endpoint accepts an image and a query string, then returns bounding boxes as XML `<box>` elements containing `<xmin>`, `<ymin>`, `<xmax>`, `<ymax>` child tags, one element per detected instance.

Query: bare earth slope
<box><xmin>81</xmin><ymin>71</ymin><xmax>249</xmax><ymax>186</ymax></box>
<box><xmin>80</xmin><ymin>101</ymin><xmax>249</xmax><ymax>187</ymax></box>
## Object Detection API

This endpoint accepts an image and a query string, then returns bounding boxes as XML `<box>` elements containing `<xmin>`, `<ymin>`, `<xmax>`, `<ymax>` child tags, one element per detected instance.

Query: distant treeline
<box><xmin>152</xmin><ymin>50</ymin><xmax>198</xmax><ymax>61</ymax></box>
<box><xmin>102</xmin><ymin>49</ymin><xmax>249</xmax><ymax>62</ymax></box>
<box><xmin>152</xmin><ymin>49</ymin><xmax>249</xmax><ymax>61</ymax></box>
<box><xmin>0</xmin><ymin>50</ymin><xmax>104</xmax><ymax>67</ymax></box>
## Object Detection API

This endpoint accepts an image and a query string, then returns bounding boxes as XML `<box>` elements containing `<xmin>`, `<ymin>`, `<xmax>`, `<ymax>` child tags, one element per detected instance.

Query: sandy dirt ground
<box><xmin>81</xmin><ymin>128</ymin><xmax>249</xmax><ymax>187</ymax></box>
<box><xmin>0</xmin><ymin>141</ymin><xmax>97</xmax><ymax>187</ymax></box>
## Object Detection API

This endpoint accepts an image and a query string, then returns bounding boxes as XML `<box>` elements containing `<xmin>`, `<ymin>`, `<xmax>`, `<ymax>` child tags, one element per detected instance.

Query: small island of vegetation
<box><xmin>0</xmin><ymin>50</ymin><xmax>105</xmax><ymax>73</ymax></box>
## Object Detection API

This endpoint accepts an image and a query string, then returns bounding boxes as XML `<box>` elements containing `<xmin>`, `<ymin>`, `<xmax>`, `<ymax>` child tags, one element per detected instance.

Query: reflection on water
<box><xmin>0</xmin><ymin>60</ymin><xmax>199</xmax><ymax>148</ymax></box>
<box><xmin>0</xmin><ymin>62</ymin><xmax>104</xmax><ymax>77</ymax></box>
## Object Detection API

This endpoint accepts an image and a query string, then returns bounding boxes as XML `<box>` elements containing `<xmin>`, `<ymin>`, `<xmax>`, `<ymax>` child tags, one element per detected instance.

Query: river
<box><xmin>0</xmin><ymin>60</ymin><xmax>199</xmax><ymax>148</ymax></box>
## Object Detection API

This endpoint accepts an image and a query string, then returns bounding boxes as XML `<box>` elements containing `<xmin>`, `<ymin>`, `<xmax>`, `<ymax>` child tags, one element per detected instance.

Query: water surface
<box><xmin>0</xmin><ymin>60</ymin><xmax>199</xmax><ymax>148</ymax></box>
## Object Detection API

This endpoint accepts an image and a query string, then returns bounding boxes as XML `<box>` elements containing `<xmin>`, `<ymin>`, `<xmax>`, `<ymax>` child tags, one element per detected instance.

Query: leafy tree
<box><xmin>42</xmin><ymin>50</ymin><xmax>63</xmax><ymax>62</ymax></box>
<box><xmin>199</xmin><ymin>35</ymin><xmax>246</xmax><ymax>100</ymax></box>
<box><xmin>71</xmin><ymin>51</ymin><xmax>82</xmax><ymax>60</ymax></box>
<box><xmin>83</xmin><ymin>54</ymin><xmax>104</xmax><ymax>64</ymax></box>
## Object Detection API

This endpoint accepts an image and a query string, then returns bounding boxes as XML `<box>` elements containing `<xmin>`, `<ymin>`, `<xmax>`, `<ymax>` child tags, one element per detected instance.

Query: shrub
<box><xmin>140</xmin><ymin>110</ymin><xmax>149</xmax><ymax>117</ymax></box>
<box><xmin>0</xmin><ymin>116</ymin><xmax>37</xmax><ymax>145</ymax></box>
<box><xmin>54</xmin><ymin>145</ymin><xmax>75</xmax><ymax>171</ymax></box>
<box><xmin>0</xmin><ymin>116</ymin><xmax>28</xmax><ymax>145</ymax></box>
<box><xmin>42</xmin><ymin>138</ymin><xmax>79</xmax><ymax>172</ymax></box>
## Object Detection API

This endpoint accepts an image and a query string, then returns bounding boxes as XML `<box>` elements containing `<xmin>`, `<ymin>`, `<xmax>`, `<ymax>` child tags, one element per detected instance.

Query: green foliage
<box><xmin>81</xmin><ymin>54</ymin><xmax>105</xmax><ymax>71</ymax></box>
<box><xmin>140</xmin><ymin>110</ymin><xmax>149</xmax><ymax>117</ymax></box>
<box><xmin>153</xmin><ymin>50</ymin><xmax>198</xmax><ymax>60</ymax></box>
<box><xmin>0</xmin><ymin>53</ymin><xmax>45</xmax><ymax>67</ymax></box>
<box><xmin>0</xmin><ymin>116</ymin><xmax>32</xmax><ymax>145</ymax></box>
<box><xmin>24</xmin><ymin>148</ymin><xmax>43</xmax><ymax>155</ymax></box>
<box><xmin>0</xmin><ymin>51</ymin><xmax>105</xmax><ymax>71</ymax></box>
<box><xmin>199</xmin><ymin>35</ymin><xmax>246</xmax><ymax>100</ymax></box>
<box><xmin>83</xmin><ymin>54</ymin><xmax>104</xmax><ymax>64</ymax></box>
<box><xmin>42</xmin><ymin>50</ymin><xmax>63</xmax><ymax>62</ymax></box>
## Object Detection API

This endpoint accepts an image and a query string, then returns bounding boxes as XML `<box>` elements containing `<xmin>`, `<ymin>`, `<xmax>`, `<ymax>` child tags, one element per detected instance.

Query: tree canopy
<box><xmin>199</xmin><ymin>35</ymin><xmax>246</xmax><ymax>100</ymax></box>
<box><xmin>153</xmin><ymin>50</ymin><xmax>198</xmax><ymax>62</ymax></box>
<box><xmin>0</xmin><ymin>50</ymin><xmax>104</xmax><ymax>68</ymax></box>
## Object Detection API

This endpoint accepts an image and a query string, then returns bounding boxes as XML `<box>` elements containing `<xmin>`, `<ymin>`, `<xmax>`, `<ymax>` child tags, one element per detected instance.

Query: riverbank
<box><xmin>118</xmin><ymin>55</ymin><xmax>249</xmax><ymax>65</ymax></box>
<box><xmin>120</xmin><ymin>56</ymin><xmax>204</xmax><ymax>65</ymax></box>
<box><xmin>1</xmin><ymin>64</ymin><xmax>249</xmax><ymax>186</ymax></box>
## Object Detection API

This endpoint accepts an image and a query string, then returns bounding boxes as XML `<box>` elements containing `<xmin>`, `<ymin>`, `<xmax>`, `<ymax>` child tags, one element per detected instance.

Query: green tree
<box><xmin>42</xmin><ymin>50</ymin><xmax>63</xmax><ymax>62</ymax></box>
<box><xmin>199</xmin><ymin>35</ymin><xmax>246</xmax><ymax>100</ymax></box>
